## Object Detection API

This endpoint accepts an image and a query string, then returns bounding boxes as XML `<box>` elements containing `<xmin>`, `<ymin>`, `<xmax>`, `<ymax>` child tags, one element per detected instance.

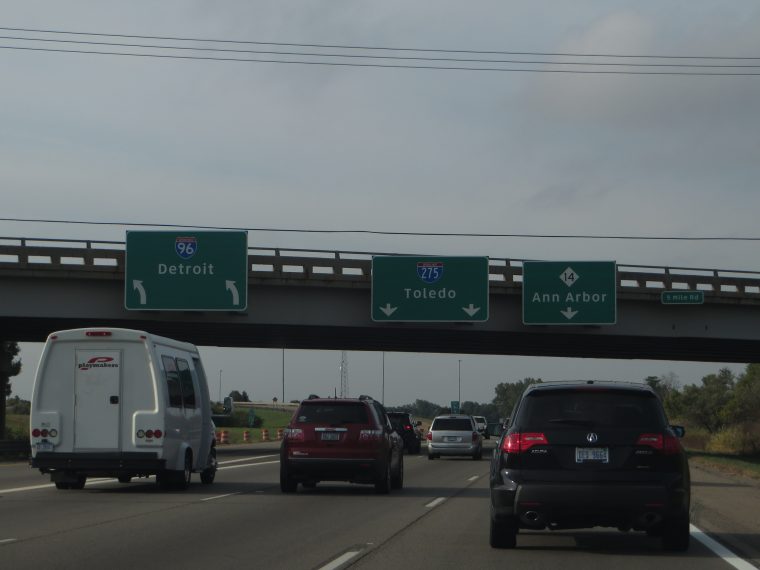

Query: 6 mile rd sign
<box><xmin>372</xmin><ymin>256</ymin><xmax>489</xmax><ymax>322</ymax></box>
<box><xmin>125</xmin><ymin>231</ymin><xmax>248</xmax><ymax>311</ymax></box>
<box><xmin>522</xmin><ymin>261</ymin><xmax>617</xmax><ymax>325</ymax></box>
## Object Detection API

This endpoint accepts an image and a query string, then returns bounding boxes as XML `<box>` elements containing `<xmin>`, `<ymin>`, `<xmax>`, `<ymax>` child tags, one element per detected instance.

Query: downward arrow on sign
<box><xmin>380</xmin><ymin>303</ymin><xmax>397</xmax><ymax>317</ymax></box>
<box><xmin>462</xmin><ymin>304</ymin><xmax>481</xmax><ymax>317</ymax></box>
<box><xmin>561</xmin><ymin>307</ymin><xmax>578</xmax><ymax>320</ymax></box>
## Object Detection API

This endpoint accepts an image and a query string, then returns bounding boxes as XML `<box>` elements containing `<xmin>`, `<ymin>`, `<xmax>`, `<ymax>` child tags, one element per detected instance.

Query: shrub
<box><xmin>706</xmin><ymin>424</ymin><xmax>760</xmax><ymax>455</ymax></box>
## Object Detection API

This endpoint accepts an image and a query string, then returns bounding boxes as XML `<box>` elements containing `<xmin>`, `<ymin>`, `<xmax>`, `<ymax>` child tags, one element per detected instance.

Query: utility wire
<box><xmin>3</xmin><ymin>27</ymin><xmax>760</xmax><ymax>75</ymax></box>
<box><xmin>1</xmin><ymin>35</ymin><xmax>760</xmax><ymax>68</ymax></box>
<box><xmin>2</xmin><ymin>217</ymin><xmax>759</xmax><ymax>242</ymax></box>
<box><xmin>4</xmin><ymin>45</ymin><xmax>760</xmax><ymax>75</ymax></box>
<box><xmin>2</xmin><ymin>26</ymin><xmax>759</xmax><ymax>60</ymax></box>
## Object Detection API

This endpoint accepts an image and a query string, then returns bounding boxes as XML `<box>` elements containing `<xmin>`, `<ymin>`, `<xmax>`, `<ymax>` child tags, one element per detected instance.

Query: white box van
<box><xmin>30</xmin><ymin>328</ymin><xmax>217</xmax><ymax>490</ymax></box>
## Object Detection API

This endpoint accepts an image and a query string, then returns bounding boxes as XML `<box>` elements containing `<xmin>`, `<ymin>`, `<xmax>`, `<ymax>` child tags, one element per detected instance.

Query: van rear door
<box><xmin>74</xmin><ymin>349</ymin><xmax>121</xmax><ymax>449</ymax></box>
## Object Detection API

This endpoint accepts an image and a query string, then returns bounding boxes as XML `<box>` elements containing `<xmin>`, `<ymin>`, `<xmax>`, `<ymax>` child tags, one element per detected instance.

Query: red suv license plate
<box><xmin>321</xmin><ymin>432</ymin><xmax>340</xmax><ymax>441</ymax></box>
<box><xmin>575</xmin><ymin>447</ymin><xmax>609</xmax><ymax>463</ymax></box>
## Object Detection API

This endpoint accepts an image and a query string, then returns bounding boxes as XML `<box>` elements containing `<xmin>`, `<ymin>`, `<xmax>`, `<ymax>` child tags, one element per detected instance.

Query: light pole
<box><xmin>382</xmin><ymin>352</ymin><xmax>385</xmax><ymax>404</ymax></box>
<box><xmin>282</xmin><ymin>348</ymin><xmax>285</xmax><ymax>403</ymax></box>
<box><xmin>218</xmin><ymin>369</ymin><xmax>222</xmax><ymax>402</ymax></box>
<box><xmin>458</xmin><ymin>359</ymin><xmax>461</xmax><ymax>405</ymax></box>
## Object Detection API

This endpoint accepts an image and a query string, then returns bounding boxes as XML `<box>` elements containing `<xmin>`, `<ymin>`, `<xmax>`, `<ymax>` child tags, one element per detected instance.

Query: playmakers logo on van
<box><xmin>78</xmin><ymin>356</ymin><xmax>120</xmax><ymax>371</ymax></box>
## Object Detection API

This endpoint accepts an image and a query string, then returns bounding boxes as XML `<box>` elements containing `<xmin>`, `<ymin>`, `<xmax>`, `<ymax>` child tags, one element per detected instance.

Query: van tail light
<box><xmin>285</xmin><ymin>428</ymin><xmax>304</xmax><ymax>441</ymax></box>
<box><xmin>472</xmin><ymin>431</ymin><xmax>479</xmax><ymax>443</ymax></box>
<box><xmin>426</xmin><ymin>432</ymin><xmax>432</xmax><ymax>441</ymax></box>
<box><xmin>404</xmin><ymin>424</ymin><xmax>412</xmax><ymax>431</ymax></box>
<box><xmin>502</xmin><ymin>432</ymin><xmax>548</xmax><ymax>454</ymax></box>
<box><xmin>136</xmin><ymin>429</ymin><xmax>164</xmax><ymax>439</ymax></box>
<box><xmin>637</xmin><ymin>433</ymin><xmax>681</xmax><ymax>455</ymax></box>
<box><xmin>32</xmin><ymin>428</ymin><xmax>41</xmax><ymax>438</ymax></box>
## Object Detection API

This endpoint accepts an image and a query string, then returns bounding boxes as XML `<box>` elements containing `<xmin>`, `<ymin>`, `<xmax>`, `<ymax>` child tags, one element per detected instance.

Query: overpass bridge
<box><xmin>2</xmin><ymin>236</ymin><xmax>760</xmax><ymax>363</ymax></box>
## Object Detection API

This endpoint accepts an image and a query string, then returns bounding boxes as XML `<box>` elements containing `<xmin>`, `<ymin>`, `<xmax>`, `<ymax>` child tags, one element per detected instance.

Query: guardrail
<box><xmin>2</xmin><ymin>236</ymin><xmax>760</xmax><ymax>302</ymax></box>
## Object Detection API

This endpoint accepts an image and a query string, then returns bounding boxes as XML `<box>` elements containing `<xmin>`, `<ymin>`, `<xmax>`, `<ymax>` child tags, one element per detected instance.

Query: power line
<box><xmin>2</xmin><ymin>26</ymin><xmax>759</xmax><ymax>60</ymax></box>
<box><xmin>2</xmin><ymin>217</ymin><xmax>759</xmax><ymax>242</ymax></box>
<box><xmin>2</xmin><ymin>27</ymin><xmax>760</xmax><ymax>75</ymax></box>
<box><xmin>5</xmin><ymin>45</ymin><xmax>760</xmax><ymax>76</ymax></box>
<box><xmin>2</xmin><ymin>35</ymin><xmax>760</xmax><ymax>69</ymax></box>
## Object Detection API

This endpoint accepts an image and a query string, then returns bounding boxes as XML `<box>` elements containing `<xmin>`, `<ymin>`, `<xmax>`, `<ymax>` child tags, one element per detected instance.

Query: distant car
<box><xmin>472</xmin><ymin>415</ymin><xmax>489</xmax><ymax>439</ymax></box>
<box><xmin>427</xmin><ymin>414</ymin><xmax>482</xmax><ymax>460</ymax></box>
<box><xmin>387</xmin><ymin>412</ymin><xmax>423</xmax><ymax>454</ymax></box>
<box><xmin>489</xmin><ymin>381</ymin><xmax>690</xmax><ymax>551</ymax></box>
<box><xmin>280</xmin><ymin>395</ymin><xmax>404</xmax><ymax>493</ymax></box>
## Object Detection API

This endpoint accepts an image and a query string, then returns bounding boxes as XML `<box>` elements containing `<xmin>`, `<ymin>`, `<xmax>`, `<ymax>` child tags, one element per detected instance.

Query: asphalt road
<box><xmin>0</xmin><ymin>443</ymin><xmax>757</xmax><ymax>570</ymax></box>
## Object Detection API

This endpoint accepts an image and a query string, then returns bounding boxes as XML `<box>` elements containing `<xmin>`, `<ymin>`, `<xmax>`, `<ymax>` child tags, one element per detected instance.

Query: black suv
<box><xmin>280</xmin><ymin>395</ymin><xmax>404</xmax><ymax>493</ymax></box>
<box><xmin>489</xmin><ymin>381</ymin><xmax>690</xmax><ymax>551</ymax></box>
<box><xmin>387</xmin><ymin>412</ymin><xmax>423</xmax><ymax>454</ymax></box>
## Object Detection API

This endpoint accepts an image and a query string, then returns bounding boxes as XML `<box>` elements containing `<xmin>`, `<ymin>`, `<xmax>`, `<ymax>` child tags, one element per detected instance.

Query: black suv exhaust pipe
<box><xmin>520</xmin><ymin>510</ymin><xmax>545</xmax><ymax>528</ymax></box>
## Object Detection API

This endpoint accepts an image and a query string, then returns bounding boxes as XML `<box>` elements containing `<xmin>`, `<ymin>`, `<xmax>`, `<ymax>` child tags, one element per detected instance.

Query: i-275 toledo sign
<box><xmin>371</xmin><ymin>256</ymin><xmax>489</xmax><ymax>322</ymax></box>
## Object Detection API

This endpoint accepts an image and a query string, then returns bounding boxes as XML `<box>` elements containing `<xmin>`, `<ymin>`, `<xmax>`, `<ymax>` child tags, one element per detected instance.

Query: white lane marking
<box><xmin>317</xmin><ymin>550</ymin><xmax>362</xmax><ymax>570</ymax></box>
<box><xmin>425</xmin><ymin>497</ymin><xmax>446</xmax><ymax>508</ymax></box>
<box><xmin>0</xmin><ymin>538</ymin><xmax>17</xmax><ymax>545</ymax></box>
<box><xmin>218</xmin><ymin>455</ymin><xmax>277</xmax><ymax>465</ymax></box>
<box><xmin>201</xmin><ymin>492</ymin><xmax>241</xmax><ymax>502</ymax></box>
<box><xmin>467</xmin><ymin>476</ymin><xmax>479</xmax><ymax>482</ymax></box>
<box><xmin>218</xmin><ymin>460</ymin><xmax>279</xmax><ymax>471</ymax></box>
<box><xmin>690</xmin><ymin>524</ymin><xmax>758</xmax><ymax>570</ymax></box>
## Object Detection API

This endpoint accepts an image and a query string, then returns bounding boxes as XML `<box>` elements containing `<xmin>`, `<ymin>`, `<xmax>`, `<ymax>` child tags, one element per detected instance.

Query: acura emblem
<box><xmin>586</xmin><ymin>432</ymin><xmax>598</xmax><ymax>444</ymax></box>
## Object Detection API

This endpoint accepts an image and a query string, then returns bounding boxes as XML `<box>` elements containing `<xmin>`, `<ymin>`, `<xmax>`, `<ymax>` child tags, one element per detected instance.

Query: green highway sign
<box><xmin>371</xmin><ymin>256</ymin><xmax>489</xmax><ymax>322</ymax></box>
<box><xmin>661</xmin><ymin>291</ymin><xmax>704</xmax><ymax>305</ymax></box>
<box><xmin>125</xmin><ymin>231</ymin><xmax>248</xmax><ymax>311</ymax></box>
<box><xmin>522</xmin><ymin>261</ymin><xmax>617</xmax><ymax>325</ymax></box>
<box><xmin>451</xmin><ymin>401</ymin><xmax>461</xmax><ymax>413</ymax></box>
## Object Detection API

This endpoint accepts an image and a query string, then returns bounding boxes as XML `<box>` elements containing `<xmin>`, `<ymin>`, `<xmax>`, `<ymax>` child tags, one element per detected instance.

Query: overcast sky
<box><xmin>3</xmin><ymin>1</ymin><xmax>759</xmax><ymax>406</ymax></box>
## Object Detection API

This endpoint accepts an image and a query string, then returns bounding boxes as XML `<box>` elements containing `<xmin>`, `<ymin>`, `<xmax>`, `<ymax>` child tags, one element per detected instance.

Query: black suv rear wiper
<box><xmin>546</xmin><ymin>418</ymin><xmax>596</xmax><ymax>427</ymax></box>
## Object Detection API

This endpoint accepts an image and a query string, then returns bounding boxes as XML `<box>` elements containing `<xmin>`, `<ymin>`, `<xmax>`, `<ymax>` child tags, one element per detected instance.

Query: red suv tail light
<box><xmin>285</xmin><ymin>428</ymin><xmax>304</xmax><ymax>441</ymax></box>
<box><xmin>637</xmin><ymin>433</ymin><xmax>681</xmax><ymax>455</ymax></box>
<box><xmin>502</xmin><ymin>432</ymin><xmax>548</xmax><ymax>453</ymax></box>
<box><xmin>359</xmin><ymin>429</ymin><xmax>383</xmax><ymax>441</ymax></box>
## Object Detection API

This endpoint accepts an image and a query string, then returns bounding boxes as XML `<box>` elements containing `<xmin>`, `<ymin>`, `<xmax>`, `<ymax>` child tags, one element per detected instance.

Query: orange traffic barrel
<box><xmin>221</xmin><ymin>430</ymin><xmax>230</xmax><ymax>444</ymax></box>
<box><xmin>277</xmin><ymin>428</ymin><xmax>284</xmax><ymax>440</ymax></box>
<box><xmin>261</xmin><ymin>428</ymin><xmax>269</xmax><ymax>441</ymax></box>
<box><xmin>243</xmin><ymin>430</ymin><xmax>250</xmax><ymax>443</ymax></box>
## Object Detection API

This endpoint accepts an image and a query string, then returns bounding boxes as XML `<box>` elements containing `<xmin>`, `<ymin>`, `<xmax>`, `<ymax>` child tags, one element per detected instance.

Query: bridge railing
<box><xmin>2</xmin><ymin>237</ymin><xmax>760</xmax><ymax>302</ymax></box>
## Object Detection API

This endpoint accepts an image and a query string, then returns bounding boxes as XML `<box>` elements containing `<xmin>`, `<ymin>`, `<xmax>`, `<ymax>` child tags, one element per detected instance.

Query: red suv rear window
<box><xmin>295</xmin><ymin>402</ymin><xmax>369</xmax><ymax>425</ymax></box>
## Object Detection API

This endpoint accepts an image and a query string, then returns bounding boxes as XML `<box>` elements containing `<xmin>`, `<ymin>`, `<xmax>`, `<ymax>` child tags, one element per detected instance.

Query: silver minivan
<box><xmin>427</xmin><ymin>414</ymin><xmax>483</xmax><ymax>460</ymax></box>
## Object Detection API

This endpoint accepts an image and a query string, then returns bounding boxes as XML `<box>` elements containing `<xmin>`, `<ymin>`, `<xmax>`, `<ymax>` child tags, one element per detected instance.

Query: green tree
<box><xmin>679</xmin><ymin>368</ymin><xmax>735</xmax><ymax>433</ymax></box>
<box><xmin>1</xmin><ymin>341</ymin><xmax>23</xmax><ymax>439</ymax></box>
<box><xmin>493</xmin><ymin>378</ymin><xmax>542</xmax><ymax>420</ymax></box>
<box><xmin>723</xmin><ymin>363</ymin><xmax>760</xmax><ymax>425</ymax></box>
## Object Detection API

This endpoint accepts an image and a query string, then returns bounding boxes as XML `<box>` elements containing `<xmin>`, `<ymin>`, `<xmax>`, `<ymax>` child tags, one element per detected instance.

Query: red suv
<box><xmin>280</xmin><ymin>395</ymin><xmax>404</xmax><ymax>494</ymax></box>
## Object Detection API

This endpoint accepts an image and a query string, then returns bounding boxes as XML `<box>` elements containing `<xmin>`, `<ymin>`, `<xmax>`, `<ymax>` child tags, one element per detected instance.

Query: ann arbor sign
<box><xmin>522</xmin><ymin>261</ymin><xmax>617</xmax><ymax>325</ymax></box>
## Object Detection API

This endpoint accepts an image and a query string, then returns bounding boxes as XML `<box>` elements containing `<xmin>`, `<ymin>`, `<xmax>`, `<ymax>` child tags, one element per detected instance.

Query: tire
<box><xmin>200</xmin><ymin>446</ymin><xmax>217</xmax><ymax>485</ymax></box>
<box><xmin>302</xmin><ymin>481</ymin><xmax>317</xmax><ymax>489</ymax></box>
<box><xmin>490</xmin><ymin>515</ymin><xmax>518</xmax><ymax>549</ymax></box>
<box><xmin>55</xmin><ymin>482</ymin><xmax>71</xmax><ymax>490</ymax></box>
<box><xmin>118</xmin><ymin>475</ymin><xmax>132</xmax><ymax>484</ymax></box>
<box><xmin>280</xmin><ymin>462</ymin><xmax>297</xmax><ymax>493</ymax></box>
<box><xmin>375</xmin><ymin>460</ymin><xmax>391</xmax><ymax>494</ymax></box>
<box><xmin>662</xmin><ymin>515</ymin><xmax>690</xmax><ymax>552</ymax></box>
<box><xmin>69</xmin><ymin>476</ymin><xmax>86</xmax><ymax>490</ymax></box>
<box><xmin>391</xmin><ymin>454</ymin><xmax>404</xmax><ymax>490</ymax></box>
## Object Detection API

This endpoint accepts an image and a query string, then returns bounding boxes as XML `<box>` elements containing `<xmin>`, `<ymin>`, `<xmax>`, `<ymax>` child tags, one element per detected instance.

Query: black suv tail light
<box><xmin>501</xmin><ymin>432</ymin><xmax>548</xmax><ymax>454</ymax></box>
<box><xmin>636</xmin><ymin>433</ymin><xmax>681</xmax><ymax>455</ymax></box>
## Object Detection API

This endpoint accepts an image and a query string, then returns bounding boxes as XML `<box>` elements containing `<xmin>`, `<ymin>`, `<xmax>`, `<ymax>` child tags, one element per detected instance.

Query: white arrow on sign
<box><xmin>132</xmin><ymin>280</ymin><xmax>147</xmax><ymax>305</ymax></box>
<box><xmin>379</xmin><ymin>303</ymin><xmax>398</xmax><ymax>317</ymax></box>
<box><xmin>462</xmin><ymin>304</ymin><xmax>481</xmax><ymax>317</ymax></box>
<box><xmin>561</xmin><ymin>307</ymin><xmax>579</xmax><ymax>320</ymax></box>
<box><xmin>226</xmin><ymin>280</ymin><xmax>240</xmax><ymax>306</ymax></box>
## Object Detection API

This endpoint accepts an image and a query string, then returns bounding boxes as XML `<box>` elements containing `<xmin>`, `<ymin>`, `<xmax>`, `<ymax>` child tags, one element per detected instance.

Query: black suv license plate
<box><xmin>321</xmin><ymin>432</ymin><xmax>340</xmax><ymax>441</ymax></box>
<box><xmin>575</xmin><ymin>447</ymin><xmax>609</xmax><ymax>463</ymax></box>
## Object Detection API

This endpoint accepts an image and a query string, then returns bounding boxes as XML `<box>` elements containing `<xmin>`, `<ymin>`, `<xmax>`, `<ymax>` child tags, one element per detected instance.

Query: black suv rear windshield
<box><xmin>296</xmin><ymin>402</ymin><xmax>369</xmax><ymax>425</ymax></box>
<box><xmin>388</xmin><ymin>413</ymin><xmax>411</xmax><ymax>428</ymax></box>
<box><xmin>432</xmin><ymin>418</ymin><xmax>473</xmax><ymax>431</ymax></box>
<box><xmin>517</xmin><ymin>389</ymin><xmax>665</xmax><ymax>430</ymax></box>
